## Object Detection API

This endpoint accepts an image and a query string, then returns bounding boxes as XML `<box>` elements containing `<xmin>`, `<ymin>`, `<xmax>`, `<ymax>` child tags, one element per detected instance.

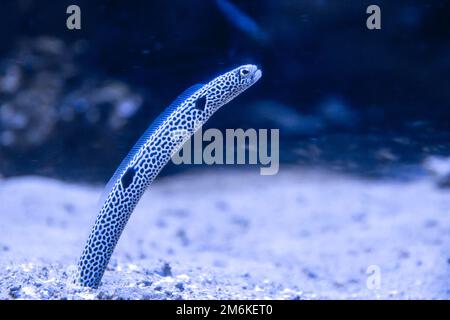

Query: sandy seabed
<box><xmin>0</xmin><ymin>168</ymin><xmax>449</xmax><ymax>299</ymax></box>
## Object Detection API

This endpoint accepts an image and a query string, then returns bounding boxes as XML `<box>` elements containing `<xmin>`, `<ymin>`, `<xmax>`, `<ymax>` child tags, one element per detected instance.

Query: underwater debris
<box><xmin>156</xmin><ymin>262</ymin><xmax>173</xmax><ymax>277</ymax></box>
<box><xmin>216</xmin><ymin>0</ymin><xmax>268</xmax><ymax>43</ymax></box>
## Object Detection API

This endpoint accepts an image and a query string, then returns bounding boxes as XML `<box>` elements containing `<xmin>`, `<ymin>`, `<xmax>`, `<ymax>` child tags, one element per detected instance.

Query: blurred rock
<box><xmin>0</xmin><ymin>37</ymin><xmax>143</xmax><ymax>149</ymax></box>
<box><xmin>424</xmin><ymin>156</ymin><xmax>450</xmax><ymax>188</ymax></box>
<box><xmin>0</xmin><ymin>37</ymin><xmax>144</xmax><ymax>178</ymax></box>
<box><xmin>246</xmin><ymin>100</ymin><xmax>325</xmax><ymax>136</ymax></box>
<box><xmin>318</xmin><ymin>97</ymin><xmax>359</xmax><ymax>129</ymax></box>
<box><xmin>60</xmin><ymin>81</ymin><xmax>142</xmax><ymax>129</ymax></box>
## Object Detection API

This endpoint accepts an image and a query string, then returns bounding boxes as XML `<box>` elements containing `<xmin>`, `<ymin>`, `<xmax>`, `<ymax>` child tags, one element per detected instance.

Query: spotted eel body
<box><xmin>76</xmin><ymin>65</ymin><xmax>262</xmax><ymax>287</ymax></box>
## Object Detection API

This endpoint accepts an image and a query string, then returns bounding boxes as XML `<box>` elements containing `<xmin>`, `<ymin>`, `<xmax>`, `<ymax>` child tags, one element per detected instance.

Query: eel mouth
<box><xmin>253</xmin><ymin>68</ymin><xmax>262</xmax><ymax>82</ymax></box>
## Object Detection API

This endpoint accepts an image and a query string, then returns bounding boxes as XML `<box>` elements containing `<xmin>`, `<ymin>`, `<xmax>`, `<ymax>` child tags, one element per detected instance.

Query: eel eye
<box><xmin>240</xmin><ymin>68</ymin><xmax>250</xmax><ymax>77</ymax></box>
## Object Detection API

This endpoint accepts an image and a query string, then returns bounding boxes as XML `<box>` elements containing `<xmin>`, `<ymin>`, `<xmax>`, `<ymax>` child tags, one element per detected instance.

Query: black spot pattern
<box><xmin>76</xmin><ymin>65</ymin><xmax>260</xmax><ymax>288</ymax></box>
<box><xmin>121</xmin><ymin>167</ymin><xmax>135</xmax><ymax>189</ymax></box>
<box><xmin>194</xmin><ymin>96</ymin><xmax>207</xmax><ymax>111</ymax></box>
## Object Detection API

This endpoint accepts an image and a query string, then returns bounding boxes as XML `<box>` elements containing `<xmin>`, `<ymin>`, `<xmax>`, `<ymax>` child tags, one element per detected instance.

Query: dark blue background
<box><xmin>0</xmin><ymin>0</ymin><xmax>449</xmax><ymax>180</ymax></box>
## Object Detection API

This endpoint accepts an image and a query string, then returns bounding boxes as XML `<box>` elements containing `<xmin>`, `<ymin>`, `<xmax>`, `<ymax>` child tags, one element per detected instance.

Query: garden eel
<box><xmin>76</xmin><ymin>65</ymin><xmax>262</xmax><ymax>288</ymax></box>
